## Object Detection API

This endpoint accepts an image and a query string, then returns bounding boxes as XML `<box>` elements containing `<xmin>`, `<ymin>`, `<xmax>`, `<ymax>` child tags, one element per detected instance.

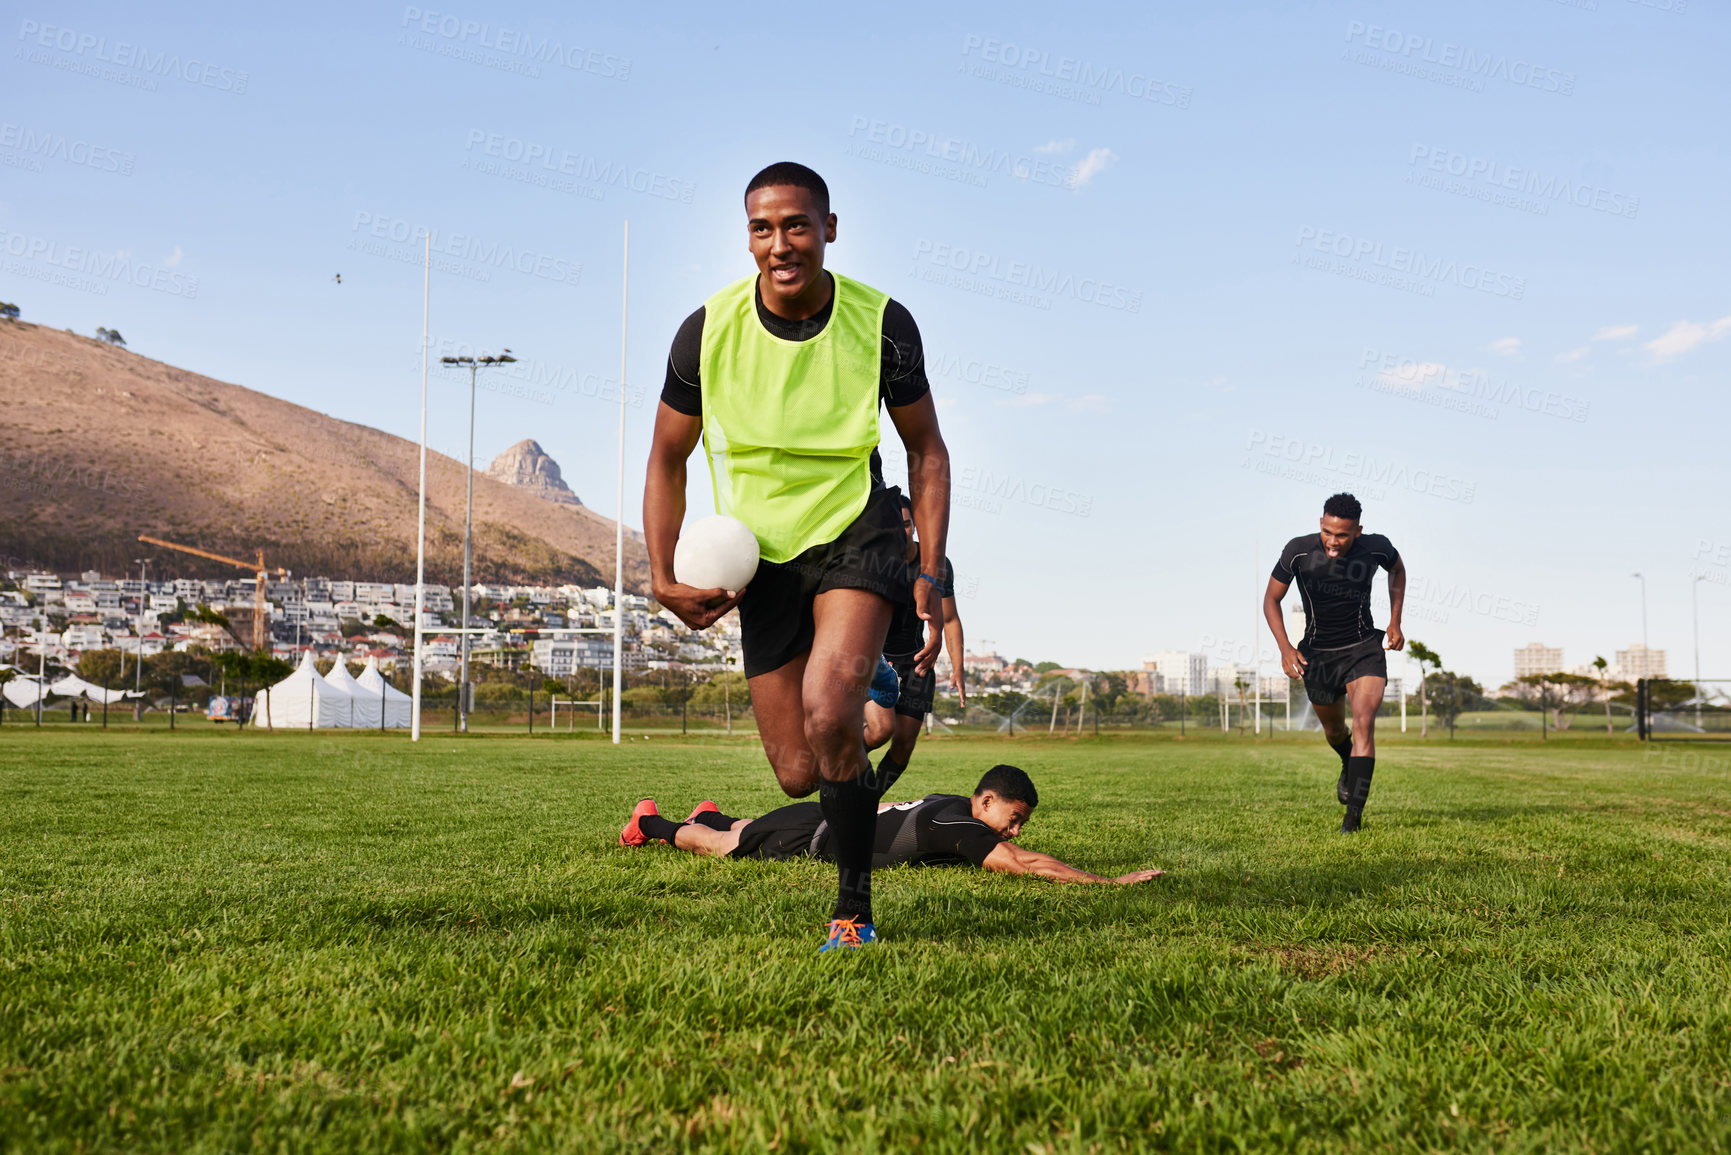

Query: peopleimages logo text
<box><xmin>911</xmin><ymin>240</ymin><xmax>1142</xmax><ymax>313</ymax></box>
<box><xmin>0</xmin><ymin>228</ymin><xmax>198</xmax><ymax>298</ymax></box>
<box><xmin>1295</xmin><ymin>226</ymin><xmax>1526</xmax><ymax>299</ymax></box>
<box><xmin>399</xmin><ymin>7</ymin><xmax>629</xmax><ymax>79</ymax></box>
<box><xmin>1244</xmin><ymin>429</ymin><xmax>1476</xmax><ymax>504</ymax></box>
<box><xmin>0</xmin><ymin>122</ymin><xmax>133</xmax><ymax>174</ymax></box>
<box><xmin>959</xmin><ymin>35</ymin><xmax>1192</xmax><ymax>107</ymax></box>
<box><xmin>462</xmin><ymin>131</ymin><xmax>693</xmax><ymax>202</ymax></box>
<box><xmin>350</xmin><ymin>212</ymin><xmax>581</xmax><ymax>286</ymax></box>
<box><xmin>1344</xmin><ymin>21</ymin><xmax>1575</xmax><ymax>95</ymax></box>
<box><xmin>16</xmin><ymin>20</ymin><xmax>249</xmax><ymax>92</ymax></box>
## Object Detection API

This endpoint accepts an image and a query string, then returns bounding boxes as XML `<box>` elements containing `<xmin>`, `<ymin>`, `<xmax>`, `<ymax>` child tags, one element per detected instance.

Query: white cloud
<box><xmin>1488</xmin><ymin>336</ymin><xmax>1522</xmax><ymax>358</ymax></box>
<box><xmin>1645</xmin><ymin>313</ymin><xmax>1731</xmax><ymax>362</ymax></box>
<box><xmin>163</xmin><ymin>245</ymin><xmax>183</xmax><ymax>268</ymax></box>
<box><xmin>995</xmin><ymin>392</ymin><xmax>1057</xmax><ymax>408</ymax></box>
<box><xmin>1555</xmin><ymin>346</ymin><xmax>1591</xmax><ymax>364</ymax></box>
<box><xmin>1070</xmin><ymin>147</ymin><xmax>1117</xmax><ymax>189</ymax></box>
<box><xmin>1034</xmin><ymin>138</ymin><xmax>1074</xmax><ymax>155</ymax></box>
<box><xmin>1066</xmin><ymin>393</ymin><xmax>1109</xmax><ymax>414</ymax></box>
<box><xmin>1593</xmin><ymin>324</ymin><xmax>1638</xmax><ymax>341</ymax></box>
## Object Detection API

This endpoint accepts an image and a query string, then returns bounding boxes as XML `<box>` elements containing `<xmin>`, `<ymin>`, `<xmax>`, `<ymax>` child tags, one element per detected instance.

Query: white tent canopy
<box><xmin>356</xmin><ymin>656</ymin><xmax>412</xmax><ymax>728</ymax></box>
<box><xmin>254</xmin><ymin>652</ymin><xmax>353</xmax><ymax>730</ymax></box>
<box><xmin>322</xmin><ymin>658</ymin><xmax>382</xmax><ymax>729</ymax></box>
<box><xmin>3</xmin><ymin>677</ymin><xmax>48</xmax><ymax>708</ymax></box>
<box><xmin>49</xmin><ymin>674</ymin><xmax>143</xmax><ymax>705</ymax></box>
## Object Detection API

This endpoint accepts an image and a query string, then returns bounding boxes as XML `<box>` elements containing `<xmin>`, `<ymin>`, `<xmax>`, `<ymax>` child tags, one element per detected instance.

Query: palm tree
<box><xmin>1409</xmin><ymin>641</ymin><xmax>1440</xmax><ymax>738</ymax></box>
<box><xmin>1592</xmin><ymin>656</ymin><xmax>1613</xmax><ymax>737</ymax></box>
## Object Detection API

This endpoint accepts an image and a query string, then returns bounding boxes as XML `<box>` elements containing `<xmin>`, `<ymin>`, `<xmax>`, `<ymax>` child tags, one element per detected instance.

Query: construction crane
<box><xmin>136</xmin><ymin>535</ymin><xmax>288</xmax><ymax>652</ymax></box>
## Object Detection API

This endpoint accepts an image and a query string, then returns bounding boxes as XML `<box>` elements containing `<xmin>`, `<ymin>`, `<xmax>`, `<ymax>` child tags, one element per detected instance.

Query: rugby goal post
<box><xmin>550</xmin><ymin>697</ymin><xmax>606</xmax><ymax>732</ymax></box>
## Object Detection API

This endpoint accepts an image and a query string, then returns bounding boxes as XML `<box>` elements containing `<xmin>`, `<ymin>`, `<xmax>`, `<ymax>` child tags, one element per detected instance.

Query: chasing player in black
<box><xmin>863</xmin><ymin>493</ymin><xmax>963</xmax><ymax>795</ymax></box>
<box><xmin>619</xmin><ymin>765</ymin><xmax>1163</xmax><ymax>891</ymax></box>
<box><xmin>1262</xmin><ymin>493</ymin><xmax>1407</xmax><ymax>833</ymax></box>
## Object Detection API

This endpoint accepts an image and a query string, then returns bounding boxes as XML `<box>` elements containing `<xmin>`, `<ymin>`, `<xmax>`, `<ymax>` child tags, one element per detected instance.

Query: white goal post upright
<box><xmin>411</xmin><ymin>232</ymin><xmax>431</xmax><ymax>742</ymax></box>
<box><xmin>612</xmin><ymin>221</ymin><xmax>628</xmax><ymax>746</ymax></box>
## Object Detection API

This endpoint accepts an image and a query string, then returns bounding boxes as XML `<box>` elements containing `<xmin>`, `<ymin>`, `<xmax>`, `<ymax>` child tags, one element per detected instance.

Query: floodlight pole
<box><xmin>613</xmin><ymin>221</ymin><xmax>629</xmax><ymax>745</ymax></box>
<box><xmin>132</xmin><ymin>557</ymin><xmax>149</xmax><ymax>694</ymax></box>
<box><xmin>411</xmin><ymin>232</ymin><xmax>431</xmax><ymax>742</ymax></box>
<box><xmin>441</xmin><ymin>349</ymin><xmax>517</xmax><ymax>733</ymax></box>
<box><xmin>1693</xmin><ymin>573</ymin><xmax>1704</xmax><ymax>730</ymax></box>
<box><xmin>1632</xmin><ymin>572</ymin><xmax>1647</xmax><ymax>653</ymax></box>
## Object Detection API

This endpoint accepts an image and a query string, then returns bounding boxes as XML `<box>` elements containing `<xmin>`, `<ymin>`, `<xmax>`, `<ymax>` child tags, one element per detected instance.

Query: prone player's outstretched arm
<box><xmin>981</xmin><ymin>841</ymin><xmax>1163</xmax><ymax>885</ymax></box>
<box><xmin>1384</xmin><ymin>557</ymin><xmax>1407</xmax><ymax>651</ymax></box>
<box><xmin>1263</xmin><ymin>576</ymin><xmax>1305</xmax><ymax>677</ymax></box>
<box><xmin>887</xmin><ymin>393</ymin><xmax>951</xmax><ymax>675</ymax></box>
<box><xmin>645</xmin><ymin>401</ymin><xmax>742</xmax><ymax>630</ymax></box>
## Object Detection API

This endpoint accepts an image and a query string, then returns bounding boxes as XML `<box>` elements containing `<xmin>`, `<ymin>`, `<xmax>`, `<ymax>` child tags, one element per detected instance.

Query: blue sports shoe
<box><xmin>819</xmin><ymin>917</ymin><xmax>877</xmax><ymax>953</ymax></box>
<box><xmin>868</xmin><ymin>658</ymin><xmax>900</xmax><ymax>708</ymax></box>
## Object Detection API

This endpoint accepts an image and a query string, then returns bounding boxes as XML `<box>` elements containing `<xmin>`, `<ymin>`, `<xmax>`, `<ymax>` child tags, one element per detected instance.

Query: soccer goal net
<box><xmin>1638</xmin><ymin>679</ymin><xmax>1731</xmax><ymax>741</ymax></box>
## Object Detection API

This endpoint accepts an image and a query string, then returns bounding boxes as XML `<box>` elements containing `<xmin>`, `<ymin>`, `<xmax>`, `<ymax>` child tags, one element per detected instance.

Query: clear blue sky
<box><xmin>5</xmin><ymin>0</ymin><xmax>1727</xmax><ymax>686</ymax></box>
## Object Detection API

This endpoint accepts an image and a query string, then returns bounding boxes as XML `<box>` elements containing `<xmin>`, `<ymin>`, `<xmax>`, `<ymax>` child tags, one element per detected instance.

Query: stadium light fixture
<box><xmin>440</xmin><ymin>348</ymin><xmax>517</xmax><ymax>734</ymax></box>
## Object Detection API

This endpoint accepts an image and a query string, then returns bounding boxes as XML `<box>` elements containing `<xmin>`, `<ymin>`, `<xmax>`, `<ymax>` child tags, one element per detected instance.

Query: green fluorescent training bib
<box><xmin>699</xmin><ymin>271</ymin><xmax>888</xmax><ymax>563</ymax></box>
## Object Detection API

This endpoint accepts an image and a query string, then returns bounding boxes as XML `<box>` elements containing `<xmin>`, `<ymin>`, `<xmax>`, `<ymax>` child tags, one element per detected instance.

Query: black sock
<box><xmin>638</xmin><ymin>814</ymin><xmax>683</xmax><ymax>844</ymax></box>
<box><xmin>691</xmin><ymin>810</ymin><xmax>737</xmax><ymax>831</ymax></box>
<box><xmin>819</xmin><ymin>774</ymin><xmax>877</xmax><ymax>923</ymax></box>
<box><xmin>1346</xmin><ymin>756</ymin><xmax>1375</xmax><ymax>807</ymax></box>
<box><xmin>866</xmin><ymin>753</ymin><xmax>905</xmax><ymax>799</ymax></box>
<box><xmin>1330</xmin><ymin>736</ymin><xmax>1353</xmax><ymax>768</ymax></box>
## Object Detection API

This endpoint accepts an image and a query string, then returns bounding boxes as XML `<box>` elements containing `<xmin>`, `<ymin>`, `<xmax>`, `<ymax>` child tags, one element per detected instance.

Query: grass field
<box><xmin>3</xmin><ymin>728</ymin><xmax>1730</xmax><ymax>1152</ymax></box>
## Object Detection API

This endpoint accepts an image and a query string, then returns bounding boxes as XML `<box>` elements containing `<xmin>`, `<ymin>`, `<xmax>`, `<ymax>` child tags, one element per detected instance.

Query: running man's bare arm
<box><xmin>887</xmin><ymin>394</ymin><xmax>950</xmax><ymax>675</ymax></box>
<box><xmin>1263</xmin><ymin>576</ymin><xmax>1305</xmax><ymax>677</ymax></box>
<box><xmin>1384</xmin><ymin>558</ymin><xmax>1407</xmax><ymax>651</ymax></box>
<box><xmin>942</xmin><ymin>591</ymin><xmax>964</xmax><ymax>706</ymax></box>
<box><xmin>644</xmin><ymin>402</ymin><xmax>743</xmax><ymax>630</ymax></box>
<box><xmin>981</xmin><ymin>841</ymin><xmax>1163</xmax><ymax>885</ymax></box>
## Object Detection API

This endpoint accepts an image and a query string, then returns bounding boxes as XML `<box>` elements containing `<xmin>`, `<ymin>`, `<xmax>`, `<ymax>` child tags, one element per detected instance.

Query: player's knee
<box><xmin>803</xmin><ymin>703</ymin><xmax>856</xmax><ymax>753</ymax></box>
<box><xmin>774</xmin><ymin>766</ymin><xmax>819</xmax><ymax>798</ymax></box>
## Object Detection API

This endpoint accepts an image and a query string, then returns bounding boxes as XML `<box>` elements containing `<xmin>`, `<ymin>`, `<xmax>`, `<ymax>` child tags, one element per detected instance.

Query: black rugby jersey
<box><xmin>1272</xmin><ymin>533</ymin><xmax>1400</xmax><ymax>649</ymax></box>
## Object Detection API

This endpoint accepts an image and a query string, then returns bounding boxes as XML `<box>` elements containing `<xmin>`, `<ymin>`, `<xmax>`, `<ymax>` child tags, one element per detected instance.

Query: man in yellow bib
<box><xmin>644</xmin><ymin>162</ymin><xmax>951</xmax><ymax>952</ymax></box>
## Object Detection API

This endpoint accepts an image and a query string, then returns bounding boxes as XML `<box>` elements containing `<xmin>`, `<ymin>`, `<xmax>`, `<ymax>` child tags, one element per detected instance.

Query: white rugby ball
<box><xmin>673</xmin><ymin>515</ymin><xmax>760</xmax><ymax>592</ymax></box>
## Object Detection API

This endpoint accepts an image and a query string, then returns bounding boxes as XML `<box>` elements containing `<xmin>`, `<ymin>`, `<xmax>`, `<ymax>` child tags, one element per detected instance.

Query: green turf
<box><xmin>2</xmin><ymin>729</ymin><xmax>1729</xmax><ymax>1152</ymax></box>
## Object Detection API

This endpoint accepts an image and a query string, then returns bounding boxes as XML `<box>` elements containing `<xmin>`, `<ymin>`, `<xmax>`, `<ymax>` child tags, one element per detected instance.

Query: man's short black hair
<box><xmin>975</xmin><ymin>764</ymin><xmax>1038</xmax><ymax>809</ymax></box>
<box><xmin>896</xmin><ymin>493</ymin><xmax>913</xmax><ymax>514</ymax></box>
<box><xmin>1323</xmin><ymin>492</ymin><xmax>1362</xmax><ymax>523</ymax></box>
<box><xmin>745</xmin><ymin>162</ymin><xmax>830</xmax><ymax>215</ymax></box>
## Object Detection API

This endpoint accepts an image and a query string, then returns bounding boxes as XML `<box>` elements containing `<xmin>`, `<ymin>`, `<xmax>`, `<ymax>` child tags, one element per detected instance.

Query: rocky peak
<box><xmin>484</xmin><ymin>439</ymin><xmax>581</xmax><ymax>507</ymax></box>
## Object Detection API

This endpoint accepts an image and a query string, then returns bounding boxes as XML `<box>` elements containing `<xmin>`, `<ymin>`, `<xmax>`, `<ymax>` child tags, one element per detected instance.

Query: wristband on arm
<box><xmin>918</xmin><ymin>572</ymin><xmax>947</xmax><ymax>596</ymax></box>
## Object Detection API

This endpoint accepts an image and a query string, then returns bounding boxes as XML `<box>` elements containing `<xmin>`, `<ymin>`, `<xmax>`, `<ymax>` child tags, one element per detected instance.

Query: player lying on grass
<box><xmin>619</xmin><ymin>763</ymin><xmax>1164</xmax><ymax>896</ymax></box>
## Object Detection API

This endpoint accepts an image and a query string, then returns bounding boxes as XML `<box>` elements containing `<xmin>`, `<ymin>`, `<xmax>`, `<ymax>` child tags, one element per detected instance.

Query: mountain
<box><xmin>485</xmin><ymin>439</ymin><xmax>581</xmax><ymax>507</ymax></box>
<box><xmin>0</xmin><ymin>322</ymin><xmax>648</xmax><ymax>589</ymax></box>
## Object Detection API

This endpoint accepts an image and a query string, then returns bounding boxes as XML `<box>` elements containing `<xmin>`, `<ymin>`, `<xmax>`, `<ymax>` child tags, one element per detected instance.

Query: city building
<box><xmin>1143</xmin><ymin>651</ymin><xmax>1208</xmax><ymax>697</ymax></box>
<box><xmin>1615</xmin><ymin>645</ymin><xmax>1667</xmax><ymax>680</ymax></box>
<box><xmin>1513</xmin><ymin>643</ymin><xmax>1564</xmax><ymax>679</ymax></box>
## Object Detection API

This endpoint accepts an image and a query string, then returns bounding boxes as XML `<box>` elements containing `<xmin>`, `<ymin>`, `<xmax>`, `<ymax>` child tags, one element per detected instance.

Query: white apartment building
<box><xmin>1615</xmin><ymin>645</ymin><xmax>1667</xmax><ymax>680</ymax></box>
<box><xmin>532</xmin><ymin>636</ymin><xmax>620</xmax><ymax>675</ymax></box>
<box><xmin>1144</xmin><ymin>651</ymin><xmax>1209</xmax><ymax>697</ymax></box>
<box><xmin>1513</xmin><ymin>643</ymin><xmax>1564</xmax><ymax>679</ymax></box>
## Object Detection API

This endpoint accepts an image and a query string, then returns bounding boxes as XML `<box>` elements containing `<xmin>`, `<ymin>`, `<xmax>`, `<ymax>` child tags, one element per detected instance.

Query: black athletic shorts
<box><xmin>885</xmin><ymin>653</ymin><xmax>935</xmax><ymax>719</ymax></box>
<box><xmin>1300</xmin><ymin>634</ymin><xmax>1388</xmax><ymax>705</ymax></box>
<box><xmin>737</xmin><ymin>486</ymin><xmax>908</xmax><ymax>678</ymax></box>
<box><xmin>729</xmin><ymin>801</ymin><xmax>827</xmax><ymax>861</ymax></box>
